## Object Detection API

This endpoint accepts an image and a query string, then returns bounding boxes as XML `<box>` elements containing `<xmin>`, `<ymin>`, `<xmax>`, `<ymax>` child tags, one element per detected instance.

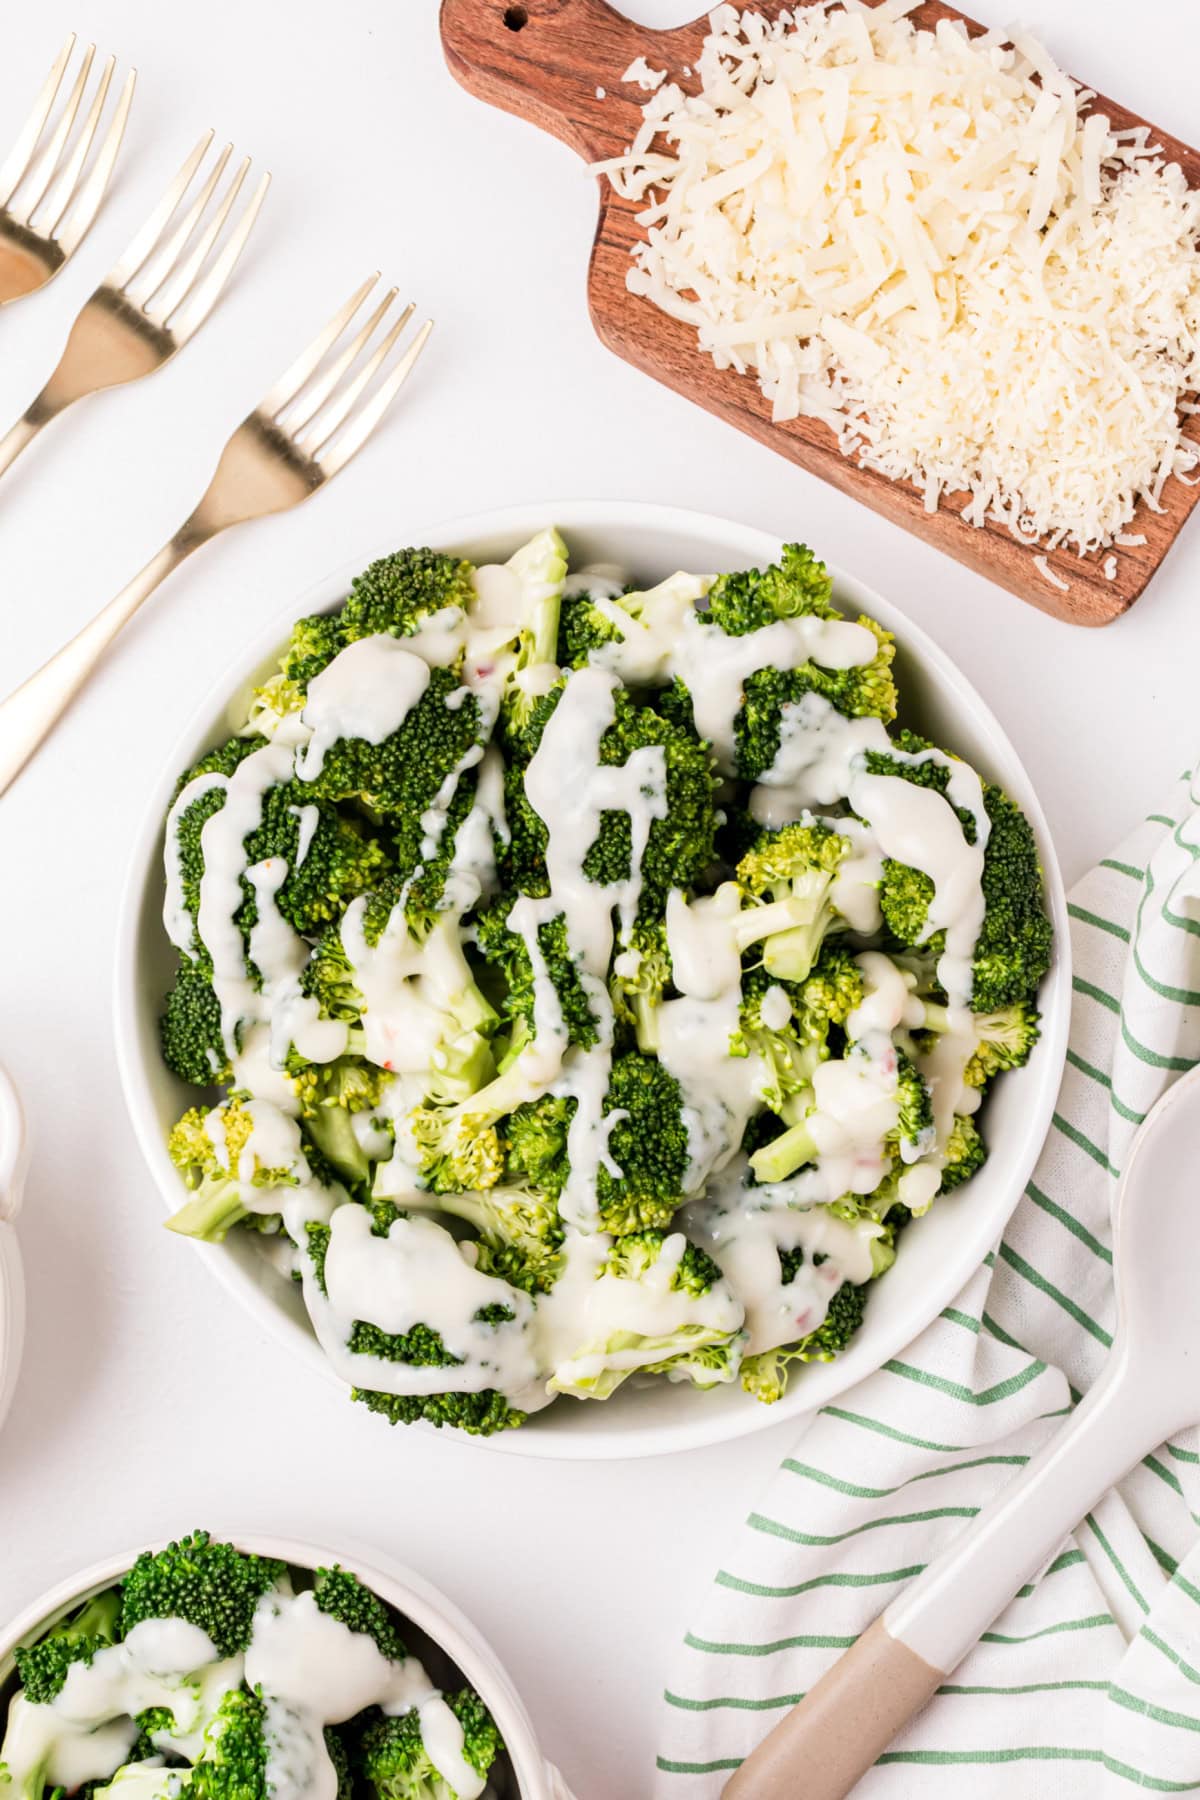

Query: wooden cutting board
<box><xmin>440</xmin><ymin>0</ymin><xmax>1200</xmax><ymax>625</ymax></box>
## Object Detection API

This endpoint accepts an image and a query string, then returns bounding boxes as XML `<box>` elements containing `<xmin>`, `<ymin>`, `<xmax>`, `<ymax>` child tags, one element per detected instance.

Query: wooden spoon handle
<box><xmin>722</xmin><ymin>1616</ymin><xmax>944</xmax><ymax>1800</ymax></box>
<box><xmin>440</xmin><ymin>0</ymin><xmax>673</xmax><ymax>164</ymax></box>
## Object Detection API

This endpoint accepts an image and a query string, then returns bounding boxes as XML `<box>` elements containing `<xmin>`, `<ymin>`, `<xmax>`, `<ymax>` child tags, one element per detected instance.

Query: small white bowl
<box><xmin>114</xmin><ymin>501</ymin><xmax>1070</xmax><ymax>1460</ymax></box>
<box><xmin>0</xmin><ymin>1065</ymin><xmax>28</xmax><ymax>1438</ymax></box>
<box><xmin>0</xmin><ymin>1533</ymin><xmax>573</xmax><ymax>1800</ymax></box>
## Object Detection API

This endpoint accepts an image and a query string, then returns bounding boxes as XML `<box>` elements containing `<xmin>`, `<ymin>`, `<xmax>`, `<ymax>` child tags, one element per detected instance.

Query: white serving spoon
<box><xmin>724</xmin><ymin>1061</ymin><xmax>1200</xmax><ymax>1800</ymax></box>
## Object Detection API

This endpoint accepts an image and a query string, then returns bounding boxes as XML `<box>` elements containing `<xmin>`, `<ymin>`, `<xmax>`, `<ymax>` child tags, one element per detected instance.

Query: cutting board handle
<box><xmin>441</xmin><ymin>0</ymin><xmax>667</xmax><ymax>165</ymax></box>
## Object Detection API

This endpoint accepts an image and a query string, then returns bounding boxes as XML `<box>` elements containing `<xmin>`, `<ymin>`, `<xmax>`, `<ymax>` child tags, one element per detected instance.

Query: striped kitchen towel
<box><xmin>656</xmin><ymin>765</ymin><xmax>1200</xmax><ymax>1796</ymax></box>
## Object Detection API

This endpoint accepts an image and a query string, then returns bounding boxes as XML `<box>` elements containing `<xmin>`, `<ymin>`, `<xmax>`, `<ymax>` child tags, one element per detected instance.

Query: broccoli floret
<box><xmin>282</xmin><ymin>613</ymin><xmax>352</xmax><ymax>690</ymax></box>
<box><xmin>799</xmin><ymin>944</ymin><xmax>866</xmax><ymax>1029</ymax></box>
<box><xmin>748</xmin><ymin>1048</ymin><xmax>930</xmax><ymax>1185</ymax></box>
<box><xmin>165</xmin><ymin>1098</ymin><xmax>309</xmax><ymax>1242</ymax></box>
<box><xmin>188</xmin><ymin>1687</ymin><xmax>268</xmax><ymax>1800</ymax></box>
<box><xmin>341</xmin><ymin>549</ymin><xmax>475</xmax><ymax>646</ymax></box>
<box><xmin>580</xmin><ymin>690</ymin><xmax>718</xmax><ymax>926</ymax></box>
<box><xmin>235</xmin><ymin>783</ymin><xmax>389</xmax><ymax>939</ymax></box>
<box><xmin>741</xmin><ymin>1281</ymin><xmax>868</xmax><ymax>1403</ymax></box>
<box><xmin>475</xmin><ymin>898</ymin><xmax>599</xmax><ymax>1055</ymax></box>
<box><xmin>888</xmin><ymin>1050</ymin><xmax>935</xmax><ymax>1161</ymax></box>
<box><xmin>14</xmin><ymin>1588</ymin><xmax>121</xmax><ymax>1705</ymax></box>
<box><xmin>297</xmin><ymin>668</ymin><xmax>484</xmax><ymax>881</ymax></box>
<box><xmin>940</xmin><ymin>1114</ymin><xmax>987</xmax><ymax>1191</ymax></box>
<box><xmin>355</xmin><ymin>1687</ymin><xmax>503</xmax><ymax>1800</ymax></box>
<box><xmin>160</xmin><ymin>959</ymin><xmax>231</xmax><ymax>1088</ymax></box>
<box><xmin>164</xmin><ymin>735</ymin><xmax>268</xmax><ymax>963</ymax></box>
<box><xmin>734</xmin><ymin>821</ymin><xmax>853</xmax><ymax>982</ymax></box>
<box><xmin>495</xmin><ymin>529</ymin><xmax>569</xmax><ymax>748</ymax></box>
<box><xmin>609</xmin><ymin>919</ymin><xmax>673</xmax><ymax>1053</ymax></box>
<box><xmin>964</xmin><ymin>1002</ymin><xmax>1041</xmax><ymax>1086</ymax></box>
<box><xmin>706</xmin><ymin>543</ymin><xmax>838</xmax><ymax>634</ymax></box>
<box><xmin>548</xmin><ymin>1231</ymin><xmax>743</xmax><ymax>1398</ymax></box>
<box><xmin>557</xmin><ymin>572</ymin><xmax>704</xmax><ymax>681</ymax></box>
<box><xmin>730</xmin><ymin>968</ymin><xmax>827</xmax><ymax>1113</ymax></box>
<box><xmin>420</xmin><ymin>1184</ymin><xmax>565</xmax><ymax>1295</ymax></box>
<box><xmin>119</xmin><ymin>1532</ymin><xmax>286</xmax><ymax>1658</ymax></box>
<box><xmin>351</xmin><ymin>1388</ymin><xmax>526</xmax><ymax>1436</ymax></box>
<box><xmin>504</xmin><ymin>1093</ymin><xmax>573</xmax><ymax>1197</ymax></box>
<box><xmin>868</xmin><ymin>734</ymin><xmax>1052</xmax><ymax>1012</ymax></box>
<box><xmin>734</xmin><ymin>617</ymin><xmax>896</xmax><ymax>783</ymax></box>
<box><xmin>282</xmin><ymin>550</ymin><xmax>474</xmax><ymax>689</ymax></box>
<box><xmin>595</xmin><ymin>1054</ymin><xmax>691</xmax><ymax>1234</ymax></box>
<box><xmin>312</xmin><ymin>1566</ymin><xmax>407</xmax><ymax>1662</ymax></box>
<box><xmin>285</xmin><ymin>1050</ymin><xmax>389</xmax><ymax>1189</ymax></box>
<box><xmin>325</xmin><ymin>1729</ymin><xmax>353</xmax><ymax>1800</ymax></box>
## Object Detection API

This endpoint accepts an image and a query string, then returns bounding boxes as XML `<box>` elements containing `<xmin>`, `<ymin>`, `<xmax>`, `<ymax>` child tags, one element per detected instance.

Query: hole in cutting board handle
<box><xmin>503</xmin><ymin>5</ymin><xmax>529</xmax><ymax>26</ymax></box>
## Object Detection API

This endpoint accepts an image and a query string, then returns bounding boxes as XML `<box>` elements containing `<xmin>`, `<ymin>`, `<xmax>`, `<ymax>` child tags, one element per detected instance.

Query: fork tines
<box><xmin>266</xmin><ymin>275</ymin><xmax>434</xmax><ymax>475</ymax></box>
<box><xmin>0</xmin><ymin>33</ymin><xmax>135</xmax><ymax>254</ymax></box>
<box><xmin>107</xmin><ymin>131</ymin><xmax>270</xmax><ymax>345</ymax></box>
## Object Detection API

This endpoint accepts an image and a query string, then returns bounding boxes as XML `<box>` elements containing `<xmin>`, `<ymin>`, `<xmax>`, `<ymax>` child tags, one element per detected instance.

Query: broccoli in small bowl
<box><xmin>0</xmin><ymin>1533</ymin><xmax>542</xmax><ymax>1800</ymax></box>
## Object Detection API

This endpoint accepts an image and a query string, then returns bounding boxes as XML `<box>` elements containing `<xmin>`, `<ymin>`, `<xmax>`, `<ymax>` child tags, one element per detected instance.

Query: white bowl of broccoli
<box><xmin>0</xmin><ymin>1529</ymin><xmax>567</xmax><ymax>1800</ymax></box>
<box><xmin>113</xmin><ymin>501</ymin><xmax>1070</xmax><ymax>1459</ymax></box>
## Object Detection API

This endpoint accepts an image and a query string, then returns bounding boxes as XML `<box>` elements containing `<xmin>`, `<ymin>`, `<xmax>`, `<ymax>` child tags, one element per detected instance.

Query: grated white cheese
<box><xmin>623</xmin><ymin>55</ymin><xmax>667</xmax><ymax>91</ymax></box>
<box><xmin>597</xmin><ymin>3</ymin><xmax>1200</xmax><ymax>557</ymax></box>
<box><xmin>1104</xmin><ymin>555</ymin><xmax>1118</xmax><ymax>580</ymax></box>
<box><xmin>1116</xmin><ymin>532</ymin><xmax>1147</xmax><ymax>545</ymax></box>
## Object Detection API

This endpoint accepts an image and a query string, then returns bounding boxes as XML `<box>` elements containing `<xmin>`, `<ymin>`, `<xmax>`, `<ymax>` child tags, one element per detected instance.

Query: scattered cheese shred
<box><xmin>1033</xmin><ymin>554</ymin><xmax>1070</xmax><ymax>591</ymax></box>
<box><xmin>1103</xmin><ymin>555</ymin><xmax>1118</xmax><ymax>580</ymax></box>
<box><xmin>597</xmin><ymin>1</ymin><xmax>1200</xmax><ymax>556</ymax></box>
<box><xmin>1116</xmin><ymin>532</ymin><xmax>1148</xmax><ymax>545</ymax></box>
<box><xmin>622</xmin><ymin>56</ymin><xmax>667</xmax><ymax>91</ymax></box>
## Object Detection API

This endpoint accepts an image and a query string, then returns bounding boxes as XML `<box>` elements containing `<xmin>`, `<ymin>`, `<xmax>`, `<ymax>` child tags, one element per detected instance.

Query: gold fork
<box><xmin>0</xmin><ymin>34</ymin><xmax>135</xmax><ymax>306</ymax></box>
<box><xmin>0</xmin><ymin>132</ymin><xmax>269</xmax><ymax>480</ymax></box>
<box><xmin>0</xmin><ymin>277</ymin><xmax>432</xmax><ymax>796</ymax></box>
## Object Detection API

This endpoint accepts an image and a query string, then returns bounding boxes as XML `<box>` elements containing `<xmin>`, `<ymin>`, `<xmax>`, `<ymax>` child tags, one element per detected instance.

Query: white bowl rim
<box><xmin>113</xmin><ymin>497</ymin><xmax>1071</xmax><ymax>1462</ymax></box>
<box><xmin>0</xmin><ymin>1530</ymin><xmax>556</xmax><ymax>1800</ymax></box>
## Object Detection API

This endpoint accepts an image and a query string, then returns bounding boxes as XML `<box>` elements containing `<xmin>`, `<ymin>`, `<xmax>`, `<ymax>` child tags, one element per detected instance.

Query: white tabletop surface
<box><xmin>1</xmin><ymin>0</ymin><xmax>1197</xmax><ymax>1792</ymax></box>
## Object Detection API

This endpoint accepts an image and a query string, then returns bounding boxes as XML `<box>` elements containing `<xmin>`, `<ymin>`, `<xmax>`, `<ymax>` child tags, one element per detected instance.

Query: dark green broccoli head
<box><xmin>475</xmin><ymin>899</ymin><xmax>599</xmax><ymax>1054</ymax></box>
<box><xmin>355</xmin><ymin>1687</ymin><xmax>502</xmax><ymax>1798</ymax></box>
<box><xmin>341</xmin><ymin>549</ymin><xmax>474</xmax><ymax>643</ymax></box>
<box><xmin>351</xmin><ymin>1387</ymin><xmax>527</xmax><ymax>1436</ymax></box>
<box><xmin>504</xmin><ymin>1093</ymin><xmax>575</xmax><ymax>1201</ymax></box>
<box><xmin>732</xmin><ymin>615</ymin><xmax>897</xmax><ymax>781</ymax></box>
<box><xmin>312</xmin><ymin>1566</ymin><xmax>407</xmax><ymax>1663</ymax></box>
<box><xmin>580</xmin><ymin>690</ymin><xmax>718</xmax><ymax>924</ymax></box>
<box><xmin>595</xmin><ymin>1054</ymin><xmax>690</xmax><ymax>1234</ymax></box>
<box><xmin>15</xmin><ymin>1589</ymin><xmax>121</xmax><ymax>1705</ymax></box>
<box><xmin>609</xmin><ymin>918</ymin><xmax>673</xmax><ymax>1053</ymax></box>
<box><xmin>868</xmin><ymin>735</ymin><xmax>1052</xmax><ymax>1011</ymax></box>
<box><xmin>706</xmin><ymin>543</ymin><xmax>837</xmax><ymax>635</ymax></box>
<box><xmin>235</xmin><ymin>784</ymin><xmax>390</xmax><ymax>941</ymax></box>
<box><xmin>283</xmin><ymin>550</ymin><xmax>473</xmax><ymax>688</ymax></box>
<box><xmin>166</xmin><ymin>735</ymin><xmax>268</xmax><ymax>963</ymax></box>
<box><xmin>556</xmin><ymin>588</ymin><xmax>621</xmax><ymax>667</ymax></box>
<box><xmin>160</xmin><ymin>958</ymin><xmax>231</xmax><ymax>1088</ymax></box>
<box><xmin>119</xmin><ymin>1532</ymin><xmax>286</xmax><ymax>1658</ymax></box>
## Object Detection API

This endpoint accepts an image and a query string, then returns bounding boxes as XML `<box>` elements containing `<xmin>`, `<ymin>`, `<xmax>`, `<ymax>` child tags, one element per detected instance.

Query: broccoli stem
<box><xmin>750</xmin><ymin>1116</ymin><xmax>820</xmax><ymax>1184</ymax></box>
<box><xmin>165</xmin><ymin>1183</ymin><xmax>249</xmax><ymax>1242</ymax></box>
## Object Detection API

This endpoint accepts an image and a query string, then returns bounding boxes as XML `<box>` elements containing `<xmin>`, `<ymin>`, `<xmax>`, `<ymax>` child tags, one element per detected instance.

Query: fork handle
<box><xmin>0</xmin><ymin>531</ymin><xmax>198</xmax><ymax>796</ymax></box>
<box><xmin>0</xmin><ymin>412</ymin><xmax>42</xmax><ymax>480</ymax></box>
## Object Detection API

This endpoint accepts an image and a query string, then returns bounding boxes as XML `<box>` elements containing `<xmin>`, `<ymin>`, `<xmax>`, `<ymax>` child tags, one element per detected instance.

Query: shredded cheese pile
<box><xmin>599</xmin><ymin>0</ymin><xmax>1200</xmax><ymax>556</ymax></box>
